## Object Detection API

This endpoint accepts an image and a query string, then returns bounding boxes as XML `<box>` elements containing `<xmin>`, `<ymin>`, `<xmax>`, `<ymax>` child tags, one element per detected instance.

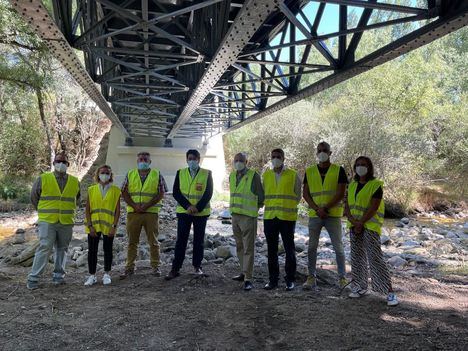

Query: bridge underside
<box><xmin>9</xmin><ymin>0</ymin><xmax>468</xmax><ymax>145</ymax></box>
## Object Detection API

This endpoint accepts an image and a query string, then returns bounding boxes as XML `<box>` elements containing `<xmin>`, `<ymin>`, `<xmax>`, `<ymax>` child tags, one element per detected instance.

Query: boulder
<box><xmin>75</xmin><ymin>251</ymin><xmax>88</xmax><ymax>267</ymax></box>
<box><xmin>218</xmin><ymin>210</ymin><xmax>232</xmax><ymax>219</ymax></box>
<box><xmin>203</xmin><ymin>249</ymin><xmax>216</xmax><ymax>261</ymax></box>
<box><xmin>400</xmin><ymin>217</ymin><xmax>410</xmax><ymax>225</ymax></box>
<box><xmin>380</xmin><ymin>235</ymin><xmax>391</xmax><ymax>245</ymax></box>
<box><xmin>388</xmin><ymin>255</ymin><xmax>407</xmax><ymax>268</ymax></box>
<box><xmin>215</xmin><ymin>245</ymin><xmax>235</xmax><ymax>259</ymax></box>
<box><xmin>400</xmin><ymin>240</ymin><xmax>420</xmax><ymax>248</ymax></box>
<box><xmin>295</xmin><ymin>243</ymin><xmax>306</xmax><ymax>253</ymax></box>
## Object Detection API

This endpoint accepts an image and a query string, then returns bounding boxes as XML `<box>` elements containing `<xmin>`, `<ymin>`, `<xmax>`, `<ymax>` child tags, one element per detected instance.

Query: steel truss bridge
<box><xmin>9</xmin><ymin>0</ymin><xmax>468</xmax><ymax>145</ymax></box>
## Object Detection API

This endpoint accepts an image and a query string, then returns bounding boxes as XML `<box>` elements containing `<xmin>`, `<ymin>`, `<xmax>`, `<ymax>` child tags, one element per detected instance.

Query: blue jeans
<box><xmin>307</xmin><ymin>217</ymin><xmax>346</xmax><ymax>278</ymax></box>
<box><xmin>28</xmin><ymin>222</ymin><xmax>73</xmax><ymax>282</ymax></box>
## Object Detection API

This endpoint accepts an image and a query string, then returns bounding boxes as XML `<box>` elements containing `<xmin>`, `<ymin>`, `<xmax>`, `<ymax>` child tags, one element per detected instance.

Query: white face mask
<box><xmin>356</xmin><ymin>166</ymin><xmax>368</xmax><ymax>177</ymax></box>
<box><xmin>271</xmin><ymin>158</ymin><xmax>283</xmax><ymax>168</ymax></box>
<box><xmin>54</xmin><ymin>162</ymin><xmax>67</xmax><ymax>173</ymax></box>
<box><xmin>187</xmin><ymin>160</ymin><xmax>199</xmax><ymax>170</ymax></box>
<box><xmin>99</xmin><ymin>174</ymin><xmax>111</xmax><ymax>183</ymax></box>
<box><xmin>234</xmin><ymin>161</ymin><xmax>245</xmax><ymax>171</ymax></box>
<box><xmin>317</xmin><ymin>152</ymin><xmax>329</xmax><ymax>163</ymax></box>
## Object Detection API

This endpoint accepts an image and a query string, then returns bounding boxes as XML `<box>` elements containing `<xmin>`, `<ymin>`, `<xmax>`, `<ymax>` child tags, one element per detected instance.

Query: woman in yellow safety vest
<box><xmin>345</xmin><ymin>156</ymin><xmax>398</xmax><ymax>306</ymax></box>
<box><xmin>84</xmin><ymin>165</ymin><xmax>121</xmax><ymax>286</ymax></box>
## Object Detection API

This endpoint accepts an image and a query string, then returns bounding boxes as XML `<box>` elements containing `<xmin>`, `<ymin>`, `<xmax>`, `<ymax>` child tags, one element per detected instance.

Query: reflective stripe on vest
<box><xmin>86</xmin><ymin>184</ymin><xmax>121</xmax><ymax>235</ymax></box>
<box><xmin>229</xmin><ymin>169</ymin><xmax>259</xmax><ymax>217</ymax></box>
<box><xmin>127</xmin><ymin>169</ymin><xmax>162</xmax><ymax>213</ymax></box>
<box><xmin>176</xmin><ymin>168</ymin><xmax>211</xmax><ymax>216</ymax></box>
<box><xmin>346</xmin><ymin>179</ymin><xmax>385</xmax><ymax>234</ymax></box>
<box><xmin>37</xmin><ymin>172</ymin><xmax>79</xmax><ymax>225</ymax></box>
<box><xmin>305</xmin><ymin>164</ymin><xmax>344</xmax><ymax>218</ymax></box>
<box><xmin>263</xmin><ymin>169</ymin><xmax>298</xmax><ymax>221</ymax></box>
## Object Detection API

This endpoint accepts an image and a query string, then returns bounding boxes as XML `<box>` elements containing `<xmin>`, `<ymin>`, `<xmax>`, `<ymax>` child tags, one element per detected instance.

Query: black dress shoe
<box><xmin>285</xmin><ymin>281</ymin><xmax>295</xmax><ymax>291</ymax></box>
<box><xmin>164</xmin><ymin>270</ymin><xmax>180</xmax><ymax>281</ymax></box>
<box><xmin>264</xmin><ymin>282</ymin><xmax>278</xmax><ymax>290</ymax></box>
<box><xmin>232</xmin><ymin>274</ymin><xmax>245</xmax><ymax>281</ymax></box>
<box><xmin>243</xmin><ymin>281</ymin><xmax>253</xmax><ymax>291</ymax></box>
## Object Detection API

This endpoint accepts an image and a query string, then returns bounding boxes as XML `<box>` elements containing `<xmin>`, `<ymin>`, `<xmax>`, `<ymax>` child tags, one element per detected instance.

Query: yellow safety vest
<box><xmin>37</xmin><ymin>172</ymin><xmax>79</xmax><ymax>225</ymax></box>
<box><xmin>176</xmin><ymin>168</ymin><xmax>211</xmax><ymax>216</ymax></box>
<box><xmin>347</xmin><ymin>179</ymin><xmax>385</xmax><ymax>234</ymax></box>
<box><xmin>127</xmin><ymin>169</ymin><xmax>162</xmax><ymax>213</ymax></box>
<box><xmin>229</xmin><ymin>169</ymin><xmax>259</xmax><ymax>218</ymax></box>
<box><xmin>305</xmin><ymin>164</ymin><xmax>344</xmax><ymax>218</ymax></box>
<box><xmin>263</xmin><ymin>168</ymin><xmax>299</xmax><ymax>221</ymax></box>
<box><xmin>86</xmin><ymin>184</ymin><xmax>121</xmax><ymax>235</ymax></box>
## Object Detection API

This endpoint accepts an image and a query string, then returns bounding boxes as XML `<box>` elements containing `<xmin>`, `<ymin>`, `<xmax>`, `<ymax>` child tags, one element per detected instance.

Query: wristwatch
<box><xmin>112</xmin><ymin>224</ymin><xmax>117</xmax><ymax>228</ymax></box>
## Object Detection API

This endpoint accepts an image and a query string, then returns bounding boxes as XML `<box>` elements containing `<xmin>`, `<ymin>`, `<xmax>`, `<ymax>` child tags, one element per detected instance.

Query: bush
<box><xmin>0</xmin><ymin>177</ymin><xmax>31</xmax><ymax>203</ymax></box>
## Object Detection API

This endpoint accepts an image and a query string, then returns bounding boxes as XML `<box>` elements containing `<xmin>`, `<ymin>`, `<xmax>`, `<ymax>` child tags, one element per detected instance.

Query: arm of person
<box><xmin>294</xmin><ymin>174</ymin><xmax>302</xmax><ymax>202</ymax></box>
<box><xmin>324</xmin><ymin>183</ymin><xmax>346</xmax><ymax>210</ymax></box>
<box><xmin>252</xmin><ymin>172</ymin><xmax>264</xmax><ymax>208</ymax></box>
<box><xmin>302</xmin><ymin>182</ymin><xmax>319</xmax><ymax>210</ymax></box>
<box><xmin>196</xmin><ymin>171</ymin><xmax>213</xmax><ymax>213</ymax></box>
<box><xmin>172</xmin><ymin>170</ymin><xmax>192</xmax><ymax>210</ymax></box>
<box><xmin>30</xmin><ymin>176</ymin><xmax>41</xmax><ymax>210</ymax></box>
<box><xmin>108</xmin><ymin>196</ymin><xmax>121</xmax><ymax>237</ymax></box>
<box><xmin>121</xmin><ymin>174</ymin><xmax>140</xmax><ymax>212</ymax></box>
<box><xmin>85</xmin><ymin>196</ymin><xmax>96</xmax><ymax>237</ymax></box>
<box><xmin>359</xmin><ymin>197</ymin><xmax>381</xmax><ymax>225</ymax></box>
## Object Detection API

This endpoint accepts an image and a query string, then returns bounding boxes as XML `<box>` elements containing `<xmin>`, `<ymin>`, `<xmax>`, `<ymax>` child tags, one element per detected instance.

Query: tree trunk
<box><xmin>35</xmin><ymin>87</ymin><xmax>54</xmax><ymax>168</ymax></box>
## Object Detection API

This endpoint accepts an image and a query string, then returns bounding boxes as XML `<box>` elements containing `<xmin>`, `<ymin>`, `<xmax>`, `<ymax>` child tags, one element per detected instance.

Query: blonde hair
<box><xmin>94</xmin><ymin>165</ymin><xmax>113</xmax><ymax>183</ymax></box>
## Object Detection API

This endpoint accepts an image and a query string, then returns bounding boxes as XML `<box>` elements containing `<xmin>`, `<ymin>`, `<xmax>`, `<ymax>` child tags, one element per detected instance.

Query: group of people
<box><xmin>26</xmin><ymin>142</ymin><xmax>398</xmax><ymax>306</ymax></box>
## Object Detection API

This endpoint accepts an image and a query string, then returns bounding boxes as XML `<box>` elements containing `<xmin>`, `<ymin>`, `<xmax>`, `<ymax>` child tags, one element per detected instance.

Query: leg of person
<box><xmin>169</xmin><ymin>214</ymin><xmax>192</xmax><ymax>274</ymax></box>
<box><xmin>87</xmin><ymin>232</ymin><xmax>101</xmax><ymax>275</ymax></box>
<box><xmin>363</xmin><ymin>229</ymin><xmax>397</xmax><ymax>305</ymax></box>
<box><xmin>27</xmin><ymin>222</ymin><xmax>57</xmax><ymax>288</ymax></box>
<box><xmin>231</xmin><ymin>214</ymin><xmax>245</xmax><ymax>280</ymax></box>
<box><xmin>324</xmin><ymin>217</ymin><xmax>347</xmax><ymax>282</ymax></box>
<box><xmin>102</xmin><ymin>234</ymin><xmax>114</xmax><ymax>285</ymax></box>
<box><xmin>264</xmin><ymin>218</ymin><xmax>280</xmax><ymax>288</ymax></box>
<box><xmin>102</xmin><ymin>233</ymin><xmax>114</xmax><ymax>273</ymax></box>
<box><xmin>241</xmin><ymin>216</ymin><xmax>256</xmax><ymax>290</ymax></box>
<box><xmin>241</xmin><ymin>216</ymin><xmax>256</xmax><ymax>281</ymax></box>
<box><xmin>280</xmin><ymin>220</ymin><xmax>297</xmax><ymax>290</ymax></box>
<box><xmin>305</xmin><ymin>217</ymin><xmax>322</xmax><ymax>289</ymax></box>
<box><xmin>53</xmin><ymin>223</ymin><xmax>73</xmax><ymax>284</ymax></box>
<box><xmin>142</xmin><ymin>213</ymin><xmax>161</xmax><ymax>275</ymax></box>
<box><xmin>349</xmin><ymin>229</ymin><xmax>369</xmax><ymax>297</ymax></box>
<box><xmin>192</xmin><ymin>215</ymin><xmax>208</xmax><ymax>273</ymax></box>
<box><xmin>124</xmin><ymin>213</ymin><xmax>143</xmax><ymax>275</ymax></box>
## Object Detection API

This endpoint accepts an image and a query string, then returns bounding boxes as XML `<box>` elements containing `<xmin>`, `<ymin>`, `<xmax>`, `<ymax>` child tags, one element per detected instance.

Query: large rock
<box><xmin>75</xmin><ymin>251</ymin><xmax>88</xmax><ymax>267</ymax></box>
<box><xmin>388</xmin><ymin>255</ymin><xmax>407</xmax><ymax>268</ymax></box>
<box><xmin>215</xmin><ymin>245</ymin><xmax>236</xmax><ymax>259</ymax></box>
<box><xmin>400</xmin><ymin>217</ymin><xmax>410</xmax><ymax>225</ymax></box>
<box><xmin>400</xmin><ymin>239</ymin><xmax>420</xmax><ymax>248</ymax></box>
<box><xmin>380</xmin><ymin>235</ymin><xmax>391</xmax><ymax>245</ymax></box>
<box><xmin>295</xmin><ymin>243</ymin><xmax>306</xmax><ymax>253</ymax></box>
<box><xmin>203</xmin><ymin>249</ymin><xmax>216</xmax><ymax>261</ymax></box>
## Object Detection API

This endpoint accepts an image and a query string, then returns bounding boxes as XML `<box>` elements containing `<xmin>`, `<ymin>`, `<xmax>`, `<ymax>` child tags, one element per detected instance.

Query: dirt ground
<box><xmin>0</xmin><ymin>261</ymin><xmax>467</xmax><ymax>351</ymax></box>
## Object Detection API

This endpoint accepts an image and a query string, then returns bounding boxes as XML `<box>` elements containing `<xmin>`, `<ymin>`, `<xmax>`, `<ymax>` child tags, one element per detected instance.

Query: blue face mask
<box><xmin>137</xmin><ymin>162</ymin><xmax>150</xmax><ymax>170</ymax></box>
<box><xmin>187</xmin><ymin>160</ymin><xmax>199</xmax><ymax>170</ymax></box>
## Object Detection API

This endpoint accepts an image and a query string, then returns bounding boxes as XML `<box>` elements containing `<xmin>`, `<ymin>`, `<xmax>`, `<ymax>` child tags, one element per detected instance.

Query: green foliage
<box><xmin>225</xmin><ymin>27</ymin><xmax>468</xmax><ymax>212</ymax></box>
<box><xmin>0</xmin><ymin>177</ymin><xmax>31</xmax><ymax>203</ymax></box>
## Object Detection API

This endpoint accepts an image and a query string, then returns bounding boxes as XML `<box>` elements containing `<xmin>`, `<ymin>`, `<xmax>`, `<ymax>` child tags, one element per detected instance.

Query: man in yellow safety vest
<box><xmin>302</xmin><ymin>142</ymin><xmax>348</xmax><ymax>290</ymax></box>
<box><xmin>229</xmin><ymin>152</ymin><xmax>264</xmax><ymax>291</ymax></box>
<box><xmin>165</xmin><ymin>149</ymin><xmax>213</xmax><ymax>280</ymax></box>
<box><xmin>263</xmin><ymin>148</ymin><xmax>301</xmax><ymax>291</ymax></box>
<box><xmin>27</xmin><ymin>152</ymin><xmax>80</xmax><ymax>290</ymax></box>
<box><xmin>120</xmin><ymin>151</ymin><xmax>167</xmax><ymax>279</ymax></box>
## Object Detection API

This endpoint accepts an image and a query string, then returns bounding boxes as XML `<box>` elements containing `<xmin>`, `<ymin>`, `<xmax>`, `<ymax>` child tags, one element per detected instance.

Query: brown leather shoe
<box><xmin>164</xmin><ymin>270</ymin><xmax>180</xmax><ymax>281</ymax></box>
<box><xmin>119</xmin><ymin>269</ymin><xmax>134</xmax><ymax>280</ymax></box>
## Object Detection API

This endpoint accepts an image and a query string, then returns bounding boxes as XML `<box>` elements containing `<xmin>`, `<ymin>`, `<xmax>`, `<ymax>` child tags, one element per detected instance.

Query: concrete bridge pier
<box><xmin>105</xmin><ymin>126</ymin><xmax>226</xmax><ymax>193</ymax></box>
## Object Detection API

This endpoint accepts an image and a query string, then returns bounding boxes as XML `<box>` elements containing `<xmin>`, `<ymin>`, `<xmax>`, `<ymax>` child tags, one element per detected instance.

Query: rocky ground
<box><xmin>0</xmin><ymin>199</ymin><xmax>467</xmax><ymax>350</ymax></box>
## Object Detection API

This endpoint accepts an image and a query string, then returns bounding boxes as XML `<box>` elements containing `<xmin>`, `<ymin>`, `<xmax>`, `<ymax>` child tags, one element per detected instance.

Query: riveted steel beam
<box><xmin>10</xmin><ymin>0</ymin><xmax>129</xmax><ymax>137</ymax></box>
<box><xmin>167</xmin><ymin>0</ymin><xmax>282</xmax><ymax>139</ymax></box>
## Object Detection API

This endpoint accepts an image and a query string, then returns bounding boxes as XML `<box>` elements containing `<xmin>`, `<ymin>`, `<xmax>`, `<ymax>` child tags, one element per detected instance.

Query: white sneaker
<box><xmin>387</xmin><ymin>292</ymin><xmax>399</xmax><ymax>306</ymax></box>
<box><xmin>102</xmin><ymin>273</ymin><xmax>112</xmax><ymax>285</ymax></box>
<box><xmin>84</xmin><ymin>275</ymin><xmax>97</xmax><ymax>286</ymax></box>
<box><xmin>348</xmin><ymin>288</ymin><xmax>368</xmax><ymax>298</ymax></box>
